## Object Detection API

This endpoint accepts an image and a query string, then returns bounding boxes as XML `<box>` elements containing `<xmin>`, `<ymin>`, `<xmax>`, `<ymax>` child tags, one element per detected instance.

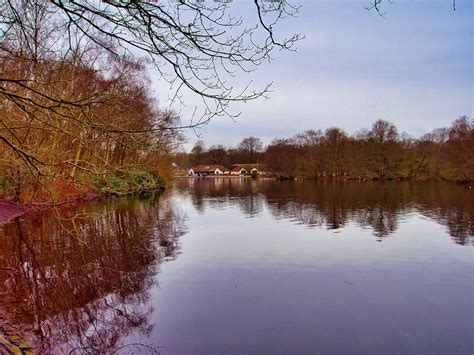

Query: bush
<box><xmin>93</xmin><ymin>170</ymin><xmax>165</xmax><ymax>195</ymax></box>
<box><xmin>131</xmin><ymin>170</ymin><xmax>156</xmax><ymax>191</ymax></box>
<box><xmin>93</xmin><ymin>173</ymin><xmax>130</xmax><ymax>195</ymax></box>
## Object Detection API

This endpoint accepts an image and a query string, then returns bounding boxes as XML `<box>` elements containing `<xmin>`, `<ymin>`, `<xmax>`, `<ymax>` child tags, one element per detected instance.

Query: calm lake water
<box><xmin>0</xmin><ymin>179</ymin><xmax>473</xmax><ymax>354</ymax></box>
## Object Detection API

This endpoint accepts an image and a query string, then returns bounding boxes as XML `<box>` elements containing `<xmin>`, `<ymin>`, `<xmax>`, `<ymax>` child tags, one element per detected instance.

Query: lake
<box><xmin>0</xmin><ymin>178</ymin><xmax>472</xmax><ymax>354</ymax></box>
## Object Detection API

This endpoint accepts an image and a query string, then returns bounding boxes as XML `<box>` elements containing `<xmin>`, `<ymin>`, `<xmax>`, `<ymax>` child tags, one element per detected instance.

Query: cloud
<box><xmin>151</xmin><ymin>0</ymin><xmax>473</xmax><ymax>150</ymax></box>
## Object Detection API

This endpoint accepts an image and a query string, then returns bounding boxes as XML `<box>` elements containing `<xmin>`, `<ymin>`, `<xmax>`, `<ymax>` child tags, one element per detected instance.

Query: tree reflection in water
<box><xmin>0</xmin><ymin>193</ymin><xmax>187</xmax><ymax>353</ymax></box>
<box><xmin>0</xmin><ymin>179</ymin><xmax>471</xmax><ymax>352</ymax></box>
<box><xmin>177</xmin><ymin>178</ymin><xmax>473</xmax><ymax>245</ymax></box>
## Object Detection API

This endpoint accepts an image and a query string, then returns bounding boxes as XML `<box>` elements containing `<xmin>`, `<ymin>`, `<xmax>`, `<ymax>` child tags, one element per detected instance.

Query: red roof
<box><xmin>231</xmin><ymin>166</ymin><xmax>247</xmax><ymax>172</ymax></box>
<box><xmin>231</xmin><ymin>163</ymin><xmax>266</xmax><ymax>170</ymax></box>
<box><xmin>191</xmin><ymin>165</ymin><xmax>229</xmax><ymax>173</ymax></box>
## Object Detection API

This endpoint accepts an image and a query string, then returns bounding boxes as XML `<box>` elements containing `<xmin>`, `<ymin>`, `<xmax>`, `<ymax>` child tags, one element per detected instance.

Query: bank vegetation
<box><xmin>176</xmin><ymin>118</ymin><xmax>473</xmax><ymax>182</ymax></box>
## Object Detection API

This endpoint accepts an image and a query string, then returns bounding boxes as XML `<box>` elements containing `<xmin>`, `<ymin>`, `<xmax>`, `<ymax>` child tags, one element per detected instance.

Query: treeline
<box><xmin>175</xmin><ymin>136</ymin><xmax>265</xmax><ymax>168</ymax></box>
<box><xmin>176</xmin><ymin>118</ymin><xmax>473</xmax><ymax>182</ymax></box>
<box><xmin>266</xmin><ymin>118</ymin><xmax>472</xmax><ymax>181</ymax></box>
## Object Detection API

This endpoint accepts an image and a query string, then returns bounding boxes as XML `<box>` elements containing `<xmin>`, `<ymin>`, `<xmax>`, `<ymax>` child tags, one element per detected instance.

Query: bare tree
<box><xmin>1</xmin><ymin>1</ymin><xmax>302</xmax><ymax>124</ymax></box>
<box><xmin>370</xmin><ymin>119</ymin><xmax>398</xmax><ymax>144</ymax></box>
<box><xmin>366</xmin><ymin>0</ymin><xmax>457</xmax><ymax>17</ymax></box>
<box><xmin>239</xmin><ymin>136</ymin><xmax>263</xmax><ymax>162</ymax></box>
<box><xmin>190</xmin><ymin>139</ymin><xmax>206</xmax><ymax>165</ymax></box>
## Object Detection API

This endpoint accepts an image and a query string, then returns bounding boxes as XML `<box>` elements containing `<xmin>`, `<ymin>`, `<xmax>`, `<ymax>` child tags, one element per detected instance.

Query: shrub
<box><xmin>131</xmin><ymin>170</ymin><xmax>156</xmax><ymax>192</ymax></box>
<box><xmin>92</xmin><ymin>170</ymin><xmax>164</xmax><ymax>195</ymax></box>
<box><xmin>93</xmin><ymin>173</ymin><xmax>129</xmax><ymax>195</ymax></box>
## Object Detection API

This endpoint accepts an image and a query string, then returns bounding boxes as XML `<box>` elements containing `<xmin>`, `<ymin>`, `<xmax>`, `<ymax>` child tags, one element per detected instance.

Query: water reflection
<box><xmin>0</xmin><ymin>194</ymin><xmax>186</xmax><ymax>353</ymax></box>
<box><xmin>1</xmin><ymin>179</ymin><xmax>472</xmax><ymax>353</ymax></box>
<box><xmin>180</xmin><ymin>177</ymin><xmax>264</xmax><ymax>217</ymax></box>
<box><xmin>176</xmin><ymin>178</ymin><xmax>473</xmax><ymax>245</ymax></box>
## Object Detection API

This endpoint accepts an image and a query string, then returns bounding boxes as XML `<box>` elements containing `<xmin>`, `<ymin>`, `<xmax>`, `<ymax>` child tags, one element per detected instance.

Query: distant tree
<box><xmin>422</xmin><ymin>127</ymin><xmax>449</xmax><ymax>143</ymax></box>
<box><xmin>292</xmin><ymin>130</ymin><xmax>324</xmax><ymax>178</ymax></box>
<box><xmin>226</xmin><ymin>148</ymin><xmax>241</xmax><ymax>166</ymax></box>
<box><xmin>366</xmin><ymin>120</ymin><xmax>401</xmax><ymax>178</ymax></box>
<box><xmin>322</xmin><ymin>127</ymin><xmax>349</xmax><ymax>177</ymax></box>
<box><xmin>191</xmin><ymin>140</ymin><xmax>206</xmax><ymax>155</ymax></box>
<box><xmin>441</xmin><ymin>116</ymin><xmax>473</xmax><ymax>180</ymax></box>
<box><xmin>190</xmin><ymin>140</ymin><xmax>206</xmax><ymax>165</ymax></box>
<box><xmin>239</xmin><ymin>136</ymin><xmax>263</xmax><ymax>163</ymax></box>
<box><xmin>293</xmin><ymin>130</ymin><xmax>323</xmax><ymax>146</ymax></box>
<box><xmin>265</xmin><ymin>139</ymin><xmax>301</xmax><ymax>178</ymax></box>
<box><xmin>206</xmin><ymin>145</ymin><xmax>230</xmax><ymax>166</ymax></box>
<box><xmin>448</xmin><ymin>116</ymin><xmax>472</xmax><ymax>141</ymax></box>
<box><xmin>370</xmin><ymin>119</ymin><xmax>398</xmax><ymax>144</ymax></box>
<box><xmin>418</xmin><ymin>127</ymin><xmax>451</xmax><ymax>179</ymax></box>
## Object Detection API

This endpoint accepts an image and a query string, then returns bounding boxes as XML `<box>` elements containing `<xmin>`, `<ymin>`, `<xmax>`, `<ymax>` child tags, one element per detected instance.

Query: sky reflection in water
<box><xmin>0</xmin><ymin>179</ymin><xmax>472</xmax><ymax>354</ymax></box>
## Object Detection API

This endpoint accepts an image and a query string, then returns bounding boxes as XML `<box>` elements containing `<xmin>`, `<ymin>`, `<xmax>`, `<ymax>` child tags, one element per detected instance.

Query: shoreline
<box><xmin>0</xmin><ymin>192</ymin><xmax>99</xmax><ymax>227</ymax></box>
<box><xmin>2</xmin><ymin>178</ymin><xmax>471</xmax><ymax>227</ymax></box>
<box><xmin>0</xmin><ymin>197</ymin><xmax>34</xmax><ymax>226</ymax></box>
<box><xmin>175</xmin><ymin>175</ymin><xmax>275</xmax><ymax>179</ymax></box>
<box><xmin>176</xmin><ymin>175</ymin><xmax>473</xmax><ymax>184</ymax></box>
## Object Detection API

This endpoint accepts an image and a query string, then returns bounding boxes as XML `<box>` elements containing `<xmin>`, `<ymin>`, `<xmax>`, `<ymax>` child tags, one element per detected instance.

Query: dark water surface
<box><xmin>0</xmin><ymin>179</ymin><xmax>473</xmax><ymax>354</ymax></box>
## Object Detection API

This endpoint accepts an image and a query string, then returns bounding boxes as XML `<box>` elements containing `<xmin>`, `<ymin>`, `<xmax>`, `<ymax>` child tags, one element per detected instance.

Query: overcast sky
<box><xmin>151</xmin><ymin>0</ymin><xmax>473</xmax><ymax>151</ymax></box>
